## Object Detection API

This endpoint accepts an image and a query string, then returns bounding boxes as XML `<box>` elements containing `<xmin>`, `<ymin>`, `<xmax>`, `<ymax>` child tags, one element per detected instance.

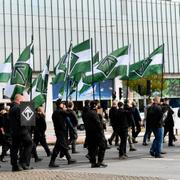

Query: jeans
<box><xmin>150</xmin><ymin>127</ymin><xmax>164</xmax><ymax>156</ymax></box>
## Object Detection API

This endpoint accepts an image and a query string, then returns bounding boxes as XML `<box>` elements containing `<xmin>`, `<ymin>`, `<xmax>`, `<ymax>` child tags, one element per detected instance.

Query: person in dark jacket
<box><xmin>66</xmin><ymin>101</ymin><xmax>78</xmax><ymax>153</ymax></box>
<box><xmin>124</xmin><ymin>100</ymin><xmax>136</xmax><ymax>151</ymax></box>
<box><xmin>9</xmin><ymin>94</ymin><xmax>33</xmax><ymax>171</ymax></box>
<box><xmin>115</xmin><ymin>102</ymin><xmax>129</xmax><ymax>159</ymax></box>
<box><xmin>108</xmin><ymin>101</ymin><xmax>119</xmax><ymax>146</ymax></box>
<box><xmin>147</xmin><ymin>96</ymin><xmax>164</xmax><ymax>158</ymax></box>
<box><xmin>131</xmin><ymin>101</ymin><xmax>142</xmax><ymax>143</ymax></box>
<box><xmin>162</xmin><ymin>98</ymin><xmax>176</xmax><ymax>146</ymax></box>
<box><xmin>85</xmin><ymin>100</ymin><xmax>107</xmax><ymax>168</ymax></box>
<box><xmin>49</xmin><ymin>99</ymin><xmax>76</xmax><ymax>168</ymax></box>
<box><xmin>82</xmin><ymin>100</ymin><xmax>90</xmax><ymax>149</ymax></box>
<box><xmin>33</xmin><ymin>107</ymin><xmax>51</xmax><ymax>157</ymax></box>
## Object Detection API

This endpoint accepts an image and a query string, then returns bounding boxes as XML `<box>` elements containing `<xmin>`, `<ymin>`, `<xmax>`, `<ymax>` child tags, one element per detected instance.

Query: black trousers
<box><xmin>132</xmin><ymin>121</ymin><xmax>141</xmax><ymax>139</ymax></box>
<box><xmin>164</xmin><ymin>125</ymin><xmax>174</xmax><ymax>145</ymax></box>
<box><xmin>11</xmin><ymin>133</ymin><xmax>32</xmax><ymax>167</ymax></box>
<box><xmin>34</xmin><ymin>133</ymin><xmax>51</xmax><ymax>155</ymax></box>
<box><xmin>109</xmin><ymin>126</ymin><xmax>119</xmax><ymax>145</ymax></box>
<box><xmin>50</xmin><ymin>137</ymin><xmax>71</xmax><ymax>163</ymax></box>
<box><xmin>117</xmin><ymin>129</ymin><xmax>128</xmax><ymax>156</ymax></box>
<box><xmin>88</xmin><ymin>137</ymin><xmax>106</xmax><ymax>164</ymax></box>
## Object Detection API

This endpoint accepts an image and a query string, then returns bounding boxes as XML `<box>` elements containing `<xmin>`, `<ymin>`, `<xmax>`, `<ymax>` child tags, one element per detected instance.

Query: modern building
<box><xmin>0</xmin><ymin>0</ymin><xmax>180</xmax><ymax>102</ymax></box>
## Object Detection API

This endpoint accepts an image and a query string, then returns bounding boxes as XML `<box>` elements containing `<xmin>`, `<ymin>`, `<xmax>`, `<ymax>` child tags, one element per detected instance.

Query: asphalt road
<box><xmin>0</xmin><ymin>133</ymin><xmax>180</xmax><ymax>180</ymax></box>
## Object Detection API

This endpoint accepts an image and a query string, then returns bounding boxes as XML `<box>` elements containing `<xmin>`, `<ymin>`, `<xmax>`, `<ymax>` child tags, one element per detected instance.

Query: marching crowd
<box><xmin>0</xmin><ymin>94</ymin><xmax>179</xmax><ymax>171</ymax></box>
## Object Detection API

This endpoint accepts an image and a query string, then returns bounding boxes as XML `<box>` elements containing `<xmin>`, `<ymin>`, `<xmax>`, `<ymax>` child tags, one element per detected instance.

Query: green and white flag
<box><xmin>52</xmin><ymin>54</ymin><xmax>67</xmax><ymax>84</ymax></box>
<box><xmin>0</xmin><ymin>53</ymin><xmax>12</xmax><ymax>83</ymax></box>
<box><xmin>11</xmin><ymin>42</ymin><xmax>34</xmax><ymax>87</ymax></box>
<box><xmin>124</xmin><ymin>44</ymin><xmax>164</xmax><ymax>80</ymax></box>
<box><xmin>4</xmin><ymin>82</ymin><xmax>25</xmax><ymax>100</ymax></box>
<box><xmin>32</xmin><ymin>56</ymin><xmax>50</xmax><ymax>109</ymax></box>
<box><xmin>70</xmin><ymin>39</ymin><xmax>91</xmax><ymax>76</ymax></box>
<box><xmin>82</xmin><ymin>52</ymin><xmax>105</xmax><ymax>84</ymax></box>
<box><xmin>102</xmin><ymin>45</ymin><xmax>130</xmax><ymax>79</ymax></box>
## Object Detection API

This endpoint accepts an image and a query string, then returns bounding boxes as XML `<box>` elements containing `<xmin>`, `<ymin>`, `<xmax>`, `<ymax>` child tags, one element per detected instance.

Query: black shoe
<box><xmin>72</xmin><ymin>151</ymin><xmax>79</xmax><ymax>154</ymax></box>
<box><xmin>0</xmin><ymin>158</ymin><xmax>7</xmax><ymax>162</ymax></box>
<box><xmin>108</xmin><ymin>139</ymin><xmax>112</xmax><ymax>146</ymax></box>
<box><xmin>129</xmin><ymin>148</ymin><xmax>136</xmax><ymax>151</ymax></box>
<box><xmin>161</xmin><ymin>151</ymin><xmax>167</xmax><ymax>154</ymax></box>
<box><xmin>155</xmin><ymin>155</ymin><xmax>164</xmax><ymax>158</ymax></box>
<box><xmin>35</xmin><ymin>158</ymin><xmax>42</xmax><ymax>162</ymax></box>
<box><xmin>47</xmin><ymin>151</ymin><xmax>52</xmax><ymax>157</ymax></box>
<box><xmin>85</xmin><ymin>154</ymin><xmax>91</xmax><ymax>161</ymax></box>
<box><xmin>133</xmin><ymin>139</ymin><xmax>138</xmax><ymax>143</ymax></box>
<box><xmin>168</xmin><ymin>144</ymin><xmax>175</xmax><ymax>147</ymax></box>
<box><xmin>68</xmin><ymin>159</ymin><xmax>76</xmax><ymax>165</ymax></box>
<box><xmin>12</xmin><ymin>165</ymin><xmax>23</xmax><ymax>172</ymax></box>
<box><xmin>20</xmin><ymin>163</ymin><xmax>33</xmax><ymax>170</ymax></box>
<box><xmin>91</xmin><ymin>163</ymin><xmax>100</xmax><ymax>168</ymax></box>
<box><xmin>150</xmin><ymin>151</ymin><xmax>155</xmax><ymax>157</ymax></box>
<box><xmin>142</xmin><ymin>142</ymin><xmax>148</xmax><ymax>146</ymax></box>
<box><xmin>97</xmin><ymin>162</ymin><xmax>108</xmax><ymax>168</ymax></box>
<box><xmin>49</xmin><ymin>162</ymin><xmax>59</xmax><ymax>168</ymax></box>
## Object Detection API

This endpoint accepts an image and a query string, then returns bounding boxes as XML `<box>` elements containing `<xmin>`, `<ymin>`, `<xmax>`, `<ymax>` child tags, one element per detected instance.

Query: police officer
<box><xmin>9</xmin><ymin>94</ymin><xmax>33</xmax><ymax>171</ymax></box>
<box><xmin>49</xmin><ymin>99</ymin><xmax>76</xmax><ymax>168</ymax></box>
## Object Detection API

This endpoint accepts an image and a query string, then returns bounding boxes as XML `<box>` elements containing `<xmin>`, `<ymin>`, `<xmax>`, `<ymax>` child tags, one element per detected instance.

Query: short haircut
<box><xmin>56</xmin><ymin>98</ymin><xmax>62</xmax><ymax>107</ymax></box>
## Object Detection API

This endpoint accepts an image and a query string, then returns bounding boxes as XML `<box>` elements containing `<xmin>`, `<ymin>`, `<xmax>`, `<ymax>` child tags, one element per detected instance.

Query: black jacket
<box><xmin>115</xmin><ymin>108</ymin><xmax>129</xmax><ymax>130</ymax></box>
<box><xmin>66</xmin><ymin>109</ymin><xmax>78</xmax><ymax>127</ymax></box>
<box><xmin>109</xmin><ymin>106</ymin><xmax>118</xmax><ymax>126</ymax></box>
<box><xmin>146</xmin><ymin>103</ymin><xmax>163</xmax><ymax>129</ymax></box>
<box><xmin>9</xmin><ymin>102</ymin><xmax>30</xmax><ymax>136</ymax></box>
<box><xmin>35</xmin><ymin>113</ymin><xmax>47</xmax><ymax>134</ymax></box>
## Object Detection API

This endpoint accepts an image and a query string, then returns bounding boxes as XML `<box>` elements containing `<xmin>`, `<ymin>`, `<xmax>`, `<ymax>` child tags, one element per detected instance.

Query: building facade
<box><xmin>0</xmin><ymin>0</ymin><xmax>180</xmax><ymax>101</ymax></box>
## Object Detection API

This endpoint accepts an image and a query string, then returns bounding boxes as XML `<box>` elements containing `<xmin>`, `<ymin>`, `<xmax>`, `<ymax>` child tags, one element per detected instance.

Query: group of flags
<box><xmin>0</xmin><ymin>37</ymin><xmax>164</xmax><ymax>109</ymax></box>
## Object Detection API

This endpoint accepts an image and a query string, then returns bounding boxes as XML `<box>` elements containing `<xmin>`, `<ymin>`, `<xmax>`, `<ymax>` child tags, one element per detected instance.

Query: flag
<box><xmin>52</xmin><ymin>54</ymin><xmax>67</xmax><ymax>84</ymax></box>
<box><xmin>0</xmin><ymin>53</ymin><xmax>12</xmax><ymax>82</ymax></box>
<box><xmin>31</xmin><ymin>56</ymin><xmax>50</xmax><ymax>109</ymax></box>
<box><xmin>99</xmin><ymin>46</ymin><xmax>129</xmax><ymax>79</ymax></box>
<box><xmin>70</xmin><ymin>39</ymin><xmax>91</xmax><ymax>76</ymax></box>
<box><xmin>4</xmin><ymin>82</ymin><xmax>25</xmax><ymax>100</ymax></box>
<box><xmin>11</xmin><ymin>42</ymin><xmax>34</xmax><ymax>87</ymax></box>
<box><xmin>122</xmin><ymin>44</ymin><xmax>164</xmax><ymax>80</ymax></box>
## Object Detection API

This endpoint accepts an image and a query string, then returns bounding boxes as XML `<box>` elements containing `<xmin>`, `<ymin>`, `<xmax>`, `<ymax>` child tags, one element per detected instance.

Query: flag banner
<box><xmin>122</xmin><ymin>44</ymin><xmax>164</xmax><ymax>80</ymax></box>
<box><xmin>96</xmin><ymin>46</ymin><xmax>129</xmax><ymax>79</ymax></box>
<box><xmin>31</xmin><ymin>56</ymin><xmax>50</xmax><ymax>109</ymax></box>
<box><xmin>70</xmin><ymin>39</ymin><xmax>91</xmax><ymax>76</ymax></box>
<box><xmin>0</xmin><ymin>53</ymin><xmax>13</xmax><ymax>83</ymax></box>
<box><xmin>4</xmin><ymin>82</ymin><xmax>25</xmax><ymax>100</ymax></box>
<box><xmin>93</xmin><ymin>51</ymin><xmax>99</xmax><ymax>65</ymax></box>
<box><xmin>52</xmin><ymin>54</ymin><xmax>67</xmax><ymax>84</ymax></box>
<box><xmin>11</xmin><ymin>43</ymin><xmax>33</xmax><ymax>87</ymax></box>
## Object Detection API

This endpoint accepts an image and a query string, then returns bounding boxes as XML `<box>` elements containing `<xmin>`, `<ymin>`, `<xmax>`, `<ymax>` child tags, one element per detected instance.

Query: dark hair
<box><xmin>90</xmin><ymin>100</ymin><xmax>97</xmax><ymax>109</ymax></box>
<box><xmin>56</xmin><ymin>98</ymin><xmax>62</xmax><ymax>107</ymax></box>
<box><xmin>118</xmin><ymin>101</ymin><xmax>124</xmax><ymax>108</ymax></box>
<box><xmin>85</xmin><ymin>100</ymin><xmax>90</xmax><ymax>107</ymax></box>
<box><xmin>67</xmin><ymin>101</ymin><xmax>73</xmax><ymax>108</ymax></box>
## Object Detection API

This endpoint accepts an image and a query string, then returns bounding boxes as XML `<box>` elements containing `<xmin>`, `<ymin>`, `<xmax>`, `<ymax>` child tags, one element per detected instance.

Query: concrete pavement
<box><xmin>1</xmin><ymin>130</ymin><xmax>180</xmax><ymax>179</ymax></box>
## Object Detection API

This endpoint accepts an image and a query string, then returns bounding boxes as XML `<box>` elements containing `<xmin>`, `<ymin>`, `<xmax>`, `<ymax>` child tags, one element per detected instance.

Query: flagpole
<box><xmin>160</xmin><ymin>43</ymin><xmax>164</xmax><ymax>99</ymax></box>
<box><xmin>66</xmin><ymin>41</ymin><xmax>72</xmax><ymax>103</ymax></box>
<box><xmin>91</xmin><ymin>38</ymin><xmax>95</xmax><ymax>100</ymax></box>
<box><xmin>30</xmin><ymin>35</ymin><xmax>34</xmax><ymax>102</ymax></box>
<box><xmin>126</xmin><ymin>45</ymin><xmax>131</xmax><ymax>101</ymax></box>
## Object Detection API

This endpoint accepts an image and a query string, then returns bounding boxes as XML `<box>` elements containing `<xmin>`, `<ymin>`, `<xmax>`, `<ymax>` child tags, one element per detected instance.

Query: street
<box><xmin>0</xmin><ymin>130</ymin><xmax>180</xmax><ymax>180</ymax></box>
